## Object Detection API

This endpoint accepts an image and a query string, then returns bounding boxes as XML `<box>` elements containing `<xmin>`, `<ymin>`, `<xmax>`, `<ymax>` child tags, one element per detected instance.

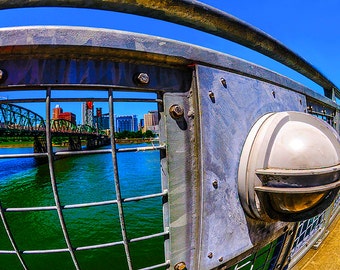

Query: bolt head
<box><xmin>136</xmin><ymin>72</ymin><xmax>150</xmax><ymax>84</ymax></box>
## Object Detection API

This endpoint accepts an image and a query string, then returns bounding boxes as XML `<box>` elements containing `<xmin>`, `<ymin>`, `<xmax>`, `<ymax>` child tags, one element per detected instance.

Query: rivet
<box><xmin>212</xmin><ymin>180</ymin><xmax>218</xmax><ymax>189</ymax></box>
<box><xmin>207</xmin><ymin>252</ymin><xmax>213</xmax><ymax>259</ymax></box>
<box><xmin>0</xmin><ymin>69</ymin><xmax>6</xmax><ymax>83</ymax></box>
<box><xmin>174</xmin><ymin>261</ymin><xmax>187</xmax><ymax>270</ymax></box>
<box><xmin>208</xmin><ymin>91</ymin><xmax>215</xmax><ymax>103</ymax></box>
<box><xmin>272</xmin><ymin>91</ymin><xmax>276</xmax><ymax>98</ymax></box>
<box><xmin>169</xmin><ymin>104</ymin><xmax>184</xmax><ymax>119</ymax></box>
<box><xmin>135</xmin><ymin>72</ymin><xmax>150</xmax><ymax>84</ymax></box>
<box><xmin>219</xmin><ymin>257</ymin><xmax>223</xmax><ymax>262</ymax></box>
<box><xmin>220</xmin><ymin>78</ymin><xmax>227</xmax><ymax>88</ymax></box>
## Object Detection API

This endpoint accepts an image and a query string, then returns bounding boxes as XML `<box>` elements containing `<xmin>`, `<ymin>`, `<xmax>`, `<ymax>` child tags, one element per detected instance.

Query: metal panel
<box><xmin>196</xmin><ymin>65</ymin><xmax>306</xmax><ymax>269</ymax></box>
<box><xmin>0</xmin><ymin>26</ymin><xmax>337</xmax><ymax>110</ymax></box>
<box><xmin>0</xmin><ymin>1</ymin><xmax>338</xmax><ymax>98</ymax></box>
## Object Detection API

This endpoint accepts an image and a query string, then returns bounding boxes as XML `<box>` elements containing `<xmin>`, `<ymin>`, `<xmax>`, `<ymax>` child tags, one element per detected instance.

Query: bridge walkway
<box><xmin>292</xmin><ymin>215</ymin><xmax>340</xmax><ymax>270</ymax></box>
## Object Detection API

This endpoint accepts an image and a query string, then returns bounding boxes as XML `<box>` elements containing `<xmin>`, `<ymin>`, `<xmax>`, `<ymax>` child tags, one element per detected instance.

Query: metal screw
<box><xmin>212</xmin><ymin>180</ymin><xmax>218</xmax><ymax>189</ymax></box>
<box><xmin>169</xmin><ymin>104</ymin><xmax>184</xmax><ymax>119</ymax></box>
<box><xmin>220</xmin><ymin>78</ymin><xmax>227</xmax><ymax>88</ymax></box>
<box><xmin>136</xmin><ymin>72</ymin><xmax>150</xmax><ymax>84</ymax></box>
<box><xmin>219</xmin><ymin>257</ymin><xmax>223</xmax><ymax>262</ymax></box>
<box><xmin>208</xmin><ymin>252</ymin><xmax>213</xmax><ymax>259</ymax></box>
<box><xmin>174</xmin><ymin>262</ymin><xmax>187</xmax><ymax>270</ymax></box>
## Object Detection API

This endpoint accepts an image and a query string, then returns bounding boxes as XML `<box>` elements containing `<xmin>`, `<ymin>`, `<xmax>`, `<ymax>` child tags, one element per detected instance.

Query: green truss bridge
<box><xmin>0</xmin><ymin>103</ymin><xmax>110</xmax><ymax>152</ymax></box>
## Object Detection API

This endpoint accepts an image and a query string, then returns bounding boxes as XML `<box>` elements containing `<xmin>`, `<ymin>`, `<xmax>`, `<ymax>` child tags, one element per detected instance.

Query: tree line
<box><xmin>115</xmin><ymin>130</ymin><xmax>156</xmax><ymax>139</ymax></box>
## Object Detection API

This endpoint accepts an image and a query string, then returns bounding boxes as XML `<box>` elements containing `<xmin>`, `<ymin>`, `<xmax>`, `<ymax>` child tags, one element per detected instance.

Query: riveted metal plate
<box><xmin>196</xmin><ymin>65</ymin><xmax>306</xmax><ymax>269</ymax></box>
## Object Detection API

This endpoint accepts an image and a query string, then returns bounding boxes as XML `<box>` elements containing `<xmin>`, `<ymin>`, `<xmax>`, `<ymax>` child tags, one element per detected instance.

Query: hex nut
<box><xmin>169</xmin><ymin>104</ymin><xmax>184</xmax><ymax>119</ymax></box>
<box><xmin>174</xmin><ymin>261</ymin><xmax>187</xmax><ymax>270</ymax></box>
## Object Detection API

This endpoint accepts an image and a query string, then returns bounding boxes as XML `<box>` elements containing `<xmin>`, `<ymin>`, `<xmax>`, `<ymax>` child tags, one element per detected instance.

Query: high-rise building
<box><xmin>138</xmin><ymin>119</ymin><xmax>144</xmax><ymax>131</ymax></box>
<box><xmin>82</xmin><ymin>101</ymin><xmax>94</xmax><ymax>127</ymax></box>
<box><xmin>93</xmin><ymin>109</ymin><xmax>110</xmax><ymax>130</ymax></box>
<box><xmin>115</xmin><ymin>115</ymin><xmax>138</xmax><ymax>132</ymax></box>
<box><xmin>143</xmin><ymin>111</ymin><xmax>159</xmax><ymax>133</ymax></box>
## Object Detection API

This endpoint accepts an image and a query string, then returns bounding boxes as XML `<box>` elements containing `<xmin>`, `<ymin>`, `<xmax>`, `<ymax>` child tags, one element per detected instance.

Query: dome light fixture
<box><xmin>238</xmin><ymin>111</ymin><xmax>340</xmax><ymax>222</ymax></box>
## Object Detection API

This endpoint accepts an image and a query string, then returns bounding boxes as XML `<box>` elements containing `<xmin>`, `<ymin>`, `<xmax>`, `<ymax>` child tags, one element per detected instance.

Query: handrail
<box><xmin>0</xmin><ymin>0</ymin><xmax>339</xmax><ymax>99</ymax></box>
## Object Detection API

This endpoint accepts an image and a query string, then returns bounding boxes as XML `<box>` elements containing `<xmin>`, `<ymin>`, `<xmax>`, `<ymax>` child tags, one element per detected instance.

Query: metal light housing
<box><xmin>238</xmin><ymin>111</ymin><xmax>340</xmax><ymax>222</ymax></box>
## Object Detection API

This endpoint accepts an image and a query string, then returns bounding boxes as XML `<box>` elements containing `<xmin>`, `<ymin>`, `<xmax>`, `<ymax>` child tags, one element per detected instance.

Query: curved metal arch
<box><xmin>77</xmin><ymin>124</ymin><xmax>97</xmax><ymax>134</ymax></box>
<box><xmin>50</xmin><ymin>119</ymin><xmax>78</xmax><ymax>133</ymax></box>
<box><xmin>0</xmin><ymin>103</ymin><xmax>45</xmax><ymax>130</ymax></box>
<box><xmin>0</xmin><ymin>0</ymin><xmax>338</xmax><ymax>98</ymax></box>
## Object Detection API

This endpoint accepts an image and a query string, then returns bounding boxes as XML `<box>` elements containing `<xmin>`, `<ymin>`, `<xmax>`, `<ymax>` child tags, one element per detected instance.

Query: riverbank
<box><xmin>116</xmin><ymin>138</ymin><xmax>158</xmax><ymax>144</ymax></box>
<box><xmin>0</xmin><ymin>141</ymin><xmax>33</xmax><ymax>148</ymax></box>
<box><xmin>0</xmin><ymin>138</ymin><xmax>158</xmax><ymax>148</ymax></box>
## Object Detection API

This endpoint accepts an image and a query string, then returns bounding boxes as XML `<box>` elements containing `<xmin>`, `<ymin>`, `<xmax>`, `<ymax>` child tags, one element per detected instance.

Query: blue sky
<box><xmin>0</xmin><ymin>1</ymin><xmax>339</xmax><ymax>122</ymax></box>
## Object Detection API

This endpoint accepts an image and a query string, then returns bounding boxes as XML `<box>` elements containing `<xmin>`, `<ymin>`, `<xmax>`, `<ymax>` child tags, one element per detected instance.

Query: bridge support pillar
<box><xmin>68</xmin><ymin>137</ymin><xmax>82</xmax><ymax>151</ymax></box>
<box><xmin>86</xmin><ymin>137</ymin><xmax>97</xmax><ymax>150</ymax></box>
<box><xmin>33</xmin><ymin>137</ymin><xmax>47</xmax><ymax>153</ymax></box>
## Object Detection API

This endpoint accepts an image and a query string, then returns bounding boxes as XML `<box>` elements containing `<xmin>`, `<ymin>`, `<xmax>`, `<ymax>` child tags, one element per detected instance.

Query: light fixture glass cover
<box><xmin>238</xmin><ymin>111</ymin><xmax>340</xmax><ymax>222</ymax></box>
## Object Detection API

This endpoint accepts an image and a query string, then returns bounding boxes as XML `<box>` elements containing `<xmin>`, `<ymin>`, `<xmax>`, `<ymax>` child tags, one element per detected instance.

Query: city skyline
<box><xmin>52</xmin><ymin>103</ymin><xmax>159</xmax><ymax>133</ymax></box>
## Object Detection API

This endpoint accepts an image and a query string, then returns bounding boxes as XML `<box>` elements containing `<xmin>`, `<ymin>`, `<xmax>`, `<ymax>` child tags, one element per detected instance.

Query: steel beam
<box><xmin>0</xmin><ymin>0</ymin><xmax>338</xmax><ymax>98</ymax></box>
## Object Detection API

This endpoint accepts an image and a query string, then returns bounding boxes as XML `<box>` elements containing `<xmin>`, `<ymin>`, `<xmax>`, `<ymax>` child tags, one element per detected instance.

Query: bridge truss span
<box><xmin>0</xmin><ymin>103</ymin><xmax>45</xmax><ymax>135</ymax></box>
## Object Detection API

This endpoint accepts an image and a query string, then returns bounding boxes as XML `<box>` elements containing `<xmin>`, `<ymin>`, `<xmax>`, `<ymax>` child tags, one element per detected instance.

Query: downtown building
<box><xmin>82</xmin><ymin>101</ymin><xmax>94</xmax><ymax>127</ymax></box>
<box><xmin>52</xmin><ymin>105</ymin><xmax>76</xmax><ymax>125</ymax></box>
<box><xmin>143</xmin><ymin>110</ymin><xmax>159</xmax><ymax>134</ymax></box>
<box><xmin>115</xmin><ymin>115</ymin><xmax>138</xmax><ymax>132</ymax></box>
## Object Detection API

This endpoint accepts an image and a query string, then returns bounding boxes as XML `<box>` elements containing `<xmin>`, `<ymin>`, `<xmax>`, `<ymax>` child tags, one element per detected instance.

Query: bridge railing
<box><xmin>0</xmin><ymin>87</ymin><xmax>168</xmax><ymax>270</ymax></box>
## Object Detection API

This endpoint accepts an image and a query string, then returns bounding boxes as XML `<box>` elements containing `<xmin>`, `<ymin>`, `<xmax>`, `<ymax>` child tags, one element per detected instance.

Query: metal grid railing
<box><xmin>228</xmin><ymin>234</ymin><xmax>285</xmax><ymax>270</ymax></box>
<box><xmin>329</xmin><ymin>191</ymin><xmax>340</xmax><ymax>223</ymax></box>
<box><xmin>288</xmin><ymin>195</ymin><xmax>340</xmax><ymax>268</ymax></box>
<box><xmin>290</xmin><ymin>212</ymin><xmax>326</xmax><ymax>256</ymax></box>
<box><xmin>0</xmin><ymin>87</ymin><xmax>169</xmax><ymax>270</ymax></box>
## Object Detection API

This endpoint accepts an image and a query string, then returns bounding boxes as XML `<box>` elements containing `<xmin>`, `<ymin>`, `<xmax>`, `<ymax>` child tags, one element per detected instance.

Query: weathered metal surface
<box><xmin>0</xmin><ymin>0</ymin><xmax>338</xmax><ymax>98</ymax></box>
<box><xmin>0</xmin><ymin>26</ymin><xmax>336</xmax><ymax>109</ymax></box>
<box><xmin>0</xmin><ymin>15</ymin><xmax>338</xmax><ymax>269</ymax></box>
<box><xmin>196</xmin><ymin>65</ymin><xmax>306</xmax><ymax>269</ymax></box>
<box><xmin>163</xmin><ymin>88</ymin><xmax>201</xmax><ymax>269</ymax></box>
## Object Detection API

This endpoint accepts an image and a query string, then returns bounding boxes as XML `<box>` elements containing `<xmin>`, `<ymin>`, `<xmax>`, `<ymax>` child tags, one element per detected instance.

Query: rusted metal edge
<box><xmin>0</xmin><ymin>0</ymin><xmax>338</xmax><ymax>98</ymax></box>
